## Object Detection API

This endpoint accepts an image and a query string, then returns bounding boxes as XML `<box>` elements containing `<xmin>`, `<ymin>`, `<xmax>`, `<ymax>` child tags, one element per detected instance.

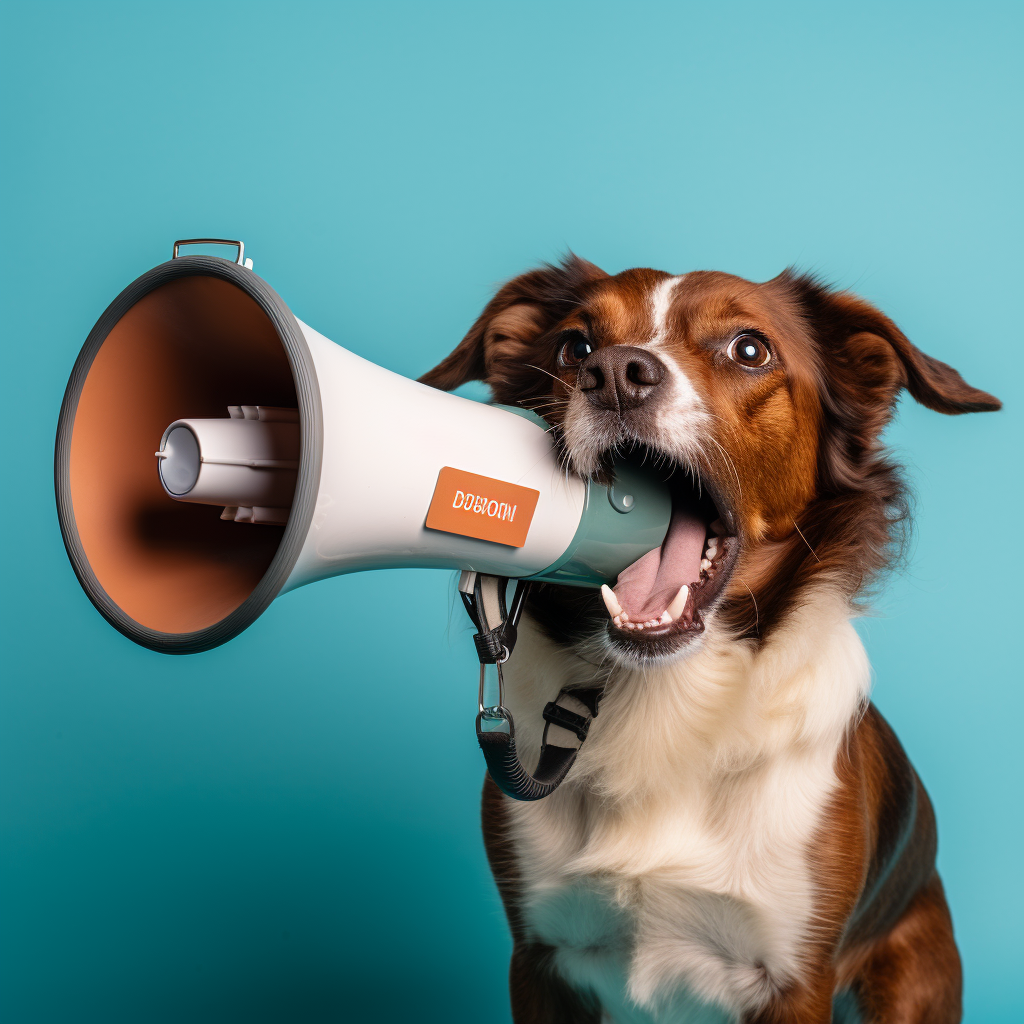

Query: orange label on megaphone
<box><xmin>425</xmin><ymin>467</ymin><xmax>540</xmax><ymax>548</ymax></box>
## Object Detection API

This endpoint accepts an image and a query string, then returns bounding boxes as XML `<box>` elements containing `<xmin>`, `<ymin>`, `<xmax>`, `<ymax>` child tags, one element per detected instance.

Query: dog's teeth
<box><xmin>666</xmin><ymin>585</ymin><xmax>689</xmax><ymax>621</ymax></box>
<box><xmin>705</xmin><ymin>544</ymin><xmax>718</xmax><ymax>560</ymax></box>
<box><xmin>700</xmin><ymin>558</ymin><xmax>711</xmax><ymax>572</ymax></box>
<box><xmin>625</xmin><ymin>621</ymin><xmax>636</xmax><ymax>630</ymax></box>
<box><xmin>600</xmin><ymin>584</ymin><xmax>623</xmax><ymax>619</ymax></box>
<box><xmin>659</xmin><ymin>610</ymin><xmax>672</xmax><ymax>624</ymax></box>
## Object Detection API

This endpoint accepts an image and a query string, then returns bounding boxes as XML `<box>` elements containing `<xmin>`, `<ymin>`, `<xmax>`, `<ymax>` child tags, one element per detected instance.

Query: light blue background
<box><xmin>1</xmin><ymin>2</ymin><xmax>1020</xmax><ymax>1021</ymax></box>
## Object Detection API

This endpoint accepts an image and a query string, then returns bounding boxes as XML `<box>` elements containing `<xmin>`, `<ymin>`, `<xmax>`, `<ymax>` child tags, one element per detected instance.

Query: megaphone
<box><xmin>55</xmin><ymin>240</ymin><xmax>671</xmax><ymax>654</ymax></box>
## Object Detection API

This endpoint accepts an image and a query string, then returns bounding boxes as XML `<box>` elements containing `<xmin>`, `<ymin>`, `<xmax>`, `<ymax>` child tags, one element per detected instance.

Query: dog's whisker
<box><xmin>525</xmin><ymin>363</ymin><xmax>576</xmax><ymax>390</ymax></box>
<box><xmin>792</xmin><ymin>522</ymin><xmax>821</xmax><ymax>563</ymax></box>
<box><xmin>742</xmin><ymin>581</ymin><xmax>760</xmax><ymax>636</ymax></box>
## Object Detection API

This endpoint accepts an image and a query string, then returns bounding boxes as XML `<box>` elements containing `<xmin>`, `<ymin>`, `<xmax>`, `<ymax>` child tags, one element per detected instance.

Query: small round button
<box><xmin>609</xmin><ymin>484</ymin><xmax>635</xmax><ymax>514</ymax></box>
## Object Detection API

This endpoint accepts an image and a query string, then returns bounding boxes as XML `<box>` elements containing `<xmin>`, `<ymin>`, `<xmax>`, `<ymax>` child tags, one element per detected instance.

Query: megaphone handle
<box><xmin>465</xmin><ymin>575</ymin><xmax>602</xmax><ymax>802</ymax></box>
<box><xmin>476</xmin><ymin>686</ymin><xmax>602</xmax><ymax>802</ymax></box>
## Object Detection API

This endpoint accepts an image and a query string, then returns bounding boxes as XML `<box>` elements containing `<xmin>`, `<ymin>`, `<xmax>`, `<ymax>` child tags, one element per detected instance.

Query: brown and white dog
<box><xmin>421</xmin><ymin>257</ymin><xmax>1000</xmax><ymax>1024</ymax></box>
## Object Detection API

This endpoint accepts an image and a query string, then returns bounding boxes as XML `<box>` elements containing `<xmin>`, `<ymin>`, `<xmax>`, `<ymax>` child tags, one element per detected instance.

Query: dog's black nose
<box><xmin>579</xmin><ymin>346</ymin><xmax>667</xmax><ymax>412</ymax></box>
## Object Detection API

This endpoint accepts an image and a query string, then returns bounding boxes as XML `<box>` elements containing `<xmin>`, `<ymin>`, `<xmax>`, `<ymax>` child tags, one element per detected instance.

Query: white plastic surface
<box><xmin>281</xmin><ymin>321</ymin><xmax>588</xmax><ymax>592</ymax></box>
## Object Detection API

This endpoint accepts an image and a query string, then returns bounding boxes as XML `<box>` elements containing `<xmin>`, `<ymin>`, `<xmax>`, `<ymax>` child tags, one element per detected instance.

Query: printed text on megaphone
<box><xmin>425</xmin><ymin>467</ymin><xmax>539</xmax><ymax>548</ymax></box>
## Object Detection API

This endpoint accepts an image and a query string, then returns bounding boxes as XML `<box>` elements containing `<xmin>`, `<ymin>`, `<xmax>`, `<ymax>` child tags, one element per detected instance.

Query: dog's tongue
<box><xmin>613</xmin><ymin>502</ymin><xmax>707</xmax><ymax>620</ymax></box>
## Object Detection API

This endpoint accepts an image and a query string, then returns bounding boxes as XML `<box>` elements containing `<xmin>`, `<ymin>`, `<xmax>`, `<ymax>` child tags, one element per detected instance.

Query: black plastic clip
<box><xmin>542</xmin><ymin>701</ymin><xmax>592</xmax><ymax>743</ymax></box>
<box><xmin>473</xmin><ymin>625</ymin><xmax>512</xmax><ymax>664</ymax></box>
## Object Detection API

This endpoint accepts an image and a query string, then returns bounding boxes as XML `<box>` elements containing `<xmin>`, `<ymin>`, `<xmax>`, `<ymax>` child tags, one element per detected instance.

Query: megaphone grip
<box><xmin>477</xmin><ymin>710</ymin><xmax>581</xmax><ymax>802</ymax></box>
<box><xmin>466</xmin><ymin>574</ymin><xmax>602</xmax><ymax>801</ymax></box>
<box><xmin>476</xmin><ymin>685</ymin><xmax>602</xmax><ymax>801</ymax></box>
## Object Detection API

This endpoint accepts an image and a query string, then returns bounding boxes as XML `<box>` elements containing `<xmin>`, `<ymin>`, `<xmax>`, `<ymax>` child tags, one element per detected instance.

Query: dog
<box><xmin>420</xmin><ymin>257</ymin><xmax>1000</xmax><ymax>1024</ymax></box>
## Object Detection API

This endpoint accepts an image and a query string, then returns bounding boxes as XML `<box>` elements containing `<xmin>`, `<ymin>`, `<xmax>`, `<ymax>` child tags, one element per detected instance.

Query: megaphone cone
<box><xmin>56</xmin><ymin>243</ymin><xmax>670</xmax><ymax>653</ymax></box>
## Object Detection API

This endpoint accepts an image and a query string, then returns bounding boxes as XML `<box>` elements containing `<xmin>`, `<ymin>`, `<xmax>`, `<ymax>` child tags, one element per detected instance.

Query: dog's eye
<box><xmin>727</xmin><ymin>333</ymin><xmax>771</xmax><ymax>369</ymax></box>
<box><xmin>557</xmin><ymin>331</ymin><xmax>593</xmax><ymax>367</ymax></box>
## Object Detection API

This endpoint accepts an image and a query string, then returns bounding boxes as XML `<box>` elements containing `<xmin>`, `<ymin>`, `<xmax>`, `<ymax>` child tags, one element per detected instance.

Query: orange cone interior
<box><xmin>69</xmin><ymin>275</ymin><xmax>298</xmax><ymax>634</ymax></box>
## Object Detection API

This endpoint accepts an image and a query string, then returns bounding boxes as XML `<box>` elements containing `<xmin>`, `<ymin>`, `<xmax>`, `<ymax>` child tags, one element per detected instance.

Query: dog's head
<box><xmin>422</xmin><ymin>257</ymin><xmax>1000</xmax><ymax>662</ymax></box>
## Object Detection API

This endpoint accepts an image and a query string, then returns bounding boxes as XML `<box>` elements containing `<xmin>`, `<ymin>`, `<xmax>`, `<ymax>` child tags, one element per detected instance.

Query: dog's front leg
<box><xmin>508</xmin><ymin>941</ymin><xmax>602</xmax><ymax>1024</ymax></box>
<box><xmin>741</xmin><ymin>968</ymin><xmax>837</xmax><ymax>1024</ymax></box>
<box><xmin>842</xmin><ymin>874</ymin><xmax>961</xmax><ymax>1024</ymax></box>
<box><xmin>482</xmin><ymin>779</ymin><xmax>603</xmax><ymax>1022</ymax></box>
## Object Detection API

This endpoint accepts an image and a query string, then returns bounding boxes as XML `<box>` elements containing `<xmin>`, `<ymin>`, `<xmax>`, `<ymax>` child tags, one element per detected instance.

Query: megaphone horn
<box><xmin>55</xmin><ymin>240</ymin><xmax>671</xmax><ymax>654</ymax></box>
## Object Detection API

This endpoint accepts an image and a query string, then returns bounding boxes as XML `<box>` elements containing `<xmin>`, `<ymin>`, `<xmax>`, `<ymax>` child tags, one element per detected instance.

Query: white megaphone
<box><xmin>55</xmin><ymin>240</ymin><xmax>671</xmax><ymax>654</ymax></box>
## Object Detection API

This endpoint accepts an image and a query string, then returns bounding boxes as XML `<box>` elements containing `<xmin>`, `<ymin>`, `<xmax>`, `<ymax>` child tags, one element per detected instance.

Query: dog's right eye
<box><xmin>727</xmin><ymin>332</ymin><xmax>772</xmax><ymax>369</ymax></box>
<box><xmin>558</xmin><ymin>331</ymin><xmax>593</xmax><ymax>367</ymax></box>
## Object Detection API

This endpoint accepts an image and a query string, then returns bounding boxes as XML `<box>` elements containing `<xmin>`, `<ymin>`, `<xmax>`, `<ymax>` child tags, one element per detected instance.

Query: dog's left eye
<box><xmin>558</xmin><ymin>331</ymin><xmax>593</xmax><ymax>367</ymax></box>
<box><xmin>727</xmin><ymin>333</ymin><xmax>772</xmax><ymax>368</ymax></box>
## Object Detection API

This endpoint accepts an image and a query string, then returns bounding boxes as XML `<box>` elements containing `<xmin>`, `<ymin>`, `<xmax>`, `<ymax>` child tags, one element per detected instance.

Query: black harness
<box><xmin>460</xmin><ymin>572</ymin><xmax>602</xmax><ymax>801</ymax></box>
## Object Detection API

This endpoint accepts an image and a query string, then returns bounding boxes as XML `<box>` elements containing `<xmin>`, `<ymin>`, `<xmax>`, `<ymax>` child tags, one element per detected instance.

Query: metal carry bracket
<box><xmin>172</xmin><ymin>238</ymin><xmax>253</xmax><ymax>270</ymax></box>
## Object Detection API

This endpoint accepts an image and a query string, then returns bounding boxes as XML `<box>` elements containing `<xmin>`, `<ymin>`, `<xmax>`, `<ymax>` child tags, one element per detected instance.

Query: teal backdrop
<box><xmin>1</xmin><ymin>2</ymin><xmax>1020</xmax><ymax>1021</ymax></box>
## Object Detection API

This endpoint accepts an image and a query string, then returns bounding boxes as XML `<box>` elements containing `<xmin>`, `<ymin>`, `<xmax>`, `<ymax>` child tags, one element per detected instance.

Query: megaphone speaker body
<box><xmin>56</xmin><ymin>252</ymin><xmax>670</xmax><ymax>653</ymax></box>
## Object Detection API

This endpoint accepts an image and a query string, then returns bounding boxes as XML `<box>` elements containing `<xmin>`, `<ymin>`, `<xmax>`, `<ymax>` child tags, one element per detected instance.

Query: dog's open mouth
<box><xmin>599</xmin><ymin>447</ymin><xmax>739</xmax><ymax>654</ymax></box>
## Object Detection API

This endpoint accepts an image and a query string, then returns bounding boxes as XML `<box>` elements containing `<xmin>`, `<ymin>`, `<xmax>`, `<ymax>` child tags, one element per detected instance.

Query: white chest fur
<box><xmin>498</xmin><ymin>593</ymin><xmax>870</xmax><ymax>1022</ymax></box>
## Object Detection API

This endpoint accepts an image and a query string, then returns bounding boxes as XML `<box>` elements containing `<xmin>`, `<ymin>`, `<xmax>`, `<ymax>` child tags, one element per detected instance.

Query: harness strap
<box><xmin>461</xmin><ymin>573</ymin><xmax>602</xmax><ymax>802</ymax></box>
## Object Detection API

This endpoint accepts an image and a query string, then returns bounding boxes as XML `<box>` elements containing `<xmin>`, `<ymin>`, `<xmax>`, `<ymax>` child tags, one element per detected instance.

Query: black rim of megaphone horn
<box><xmin>54</xmin><ymin>254</ymin><xmax>323</xmax><ymax>655</ymax></box>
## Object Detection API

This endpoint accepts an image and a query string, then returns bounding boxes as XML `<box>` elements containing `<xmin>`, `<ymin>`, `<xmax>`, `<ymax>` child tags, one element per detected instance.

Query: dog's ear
<box><xmin>791</xmin><ymin>272</ymin><xmax>1001</xmax><ymax>417</ymax></box>
<box><xmin>419</xmin><ymin>254</ymin><xmax>608</xmax><ymax>393</ymax></box>
<box><xmin>786</xmin><ymin>272</ymin><xmax>1001</xmax><ymax>489</ymax></box>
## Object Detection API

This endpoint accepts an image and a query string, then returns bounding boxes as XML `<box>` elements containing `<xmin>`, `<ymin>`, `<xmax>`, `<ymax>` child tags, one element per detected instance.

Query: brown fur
<box><xmin>426</xmin><ymin>257</ymin><xmax>998</xmax><ymax>1022</ymax></box>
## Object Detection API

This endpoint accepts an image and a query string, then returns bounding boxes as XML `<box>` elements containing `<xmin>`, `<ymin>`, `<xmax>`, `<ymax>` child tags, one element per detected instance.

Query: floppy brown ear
<box><xmin>790</xmin><ymin>272</ymin><xmax>999</xmax><ymax>419</ymax></box>
<box><xmin>418</xmin><ymin>254</ymin><xmax>608</xmax><ymax>393</ymax></box>
<box><xmin>787</xmin><ymin>273</ymin><xmax>1001</xmax><ymax>493</ymax></box>
<box><xmin>792</xmin><ymin>274</ymin><xmax>1002</xmax><ymax>417</ymax></box>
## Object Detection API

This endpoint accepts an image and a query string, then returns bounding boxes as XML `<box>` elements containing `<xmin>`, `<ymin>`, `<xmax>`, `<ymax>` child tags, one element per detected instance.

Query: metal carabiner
<box><xmin>478</xmin><ymin>646</ymin><xmax>510</xmax><ymax>718</ymax></box>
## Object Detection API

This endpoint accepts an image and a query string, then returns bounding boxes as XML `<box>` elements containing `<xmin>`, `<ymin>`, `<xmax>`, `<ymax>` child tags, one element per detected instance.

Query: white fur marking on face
<box><xmin>650</xmin><ymin>275</ymin><xmax>685</xmax><ymax>346</ymax></box>
<box><xmin>641</xmin><ymin>272</ymin><xmax>714</xmax><ymax>470</ymax></box>
<box><xmin>649</xmin><ymin>355</ymin><xmax>708</xmax><ymax>466</ymax></box>
<box><xmin>501</xmin><ymin>589</ymin><xmax>871</xmax><ymax>1017</ymax></box>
